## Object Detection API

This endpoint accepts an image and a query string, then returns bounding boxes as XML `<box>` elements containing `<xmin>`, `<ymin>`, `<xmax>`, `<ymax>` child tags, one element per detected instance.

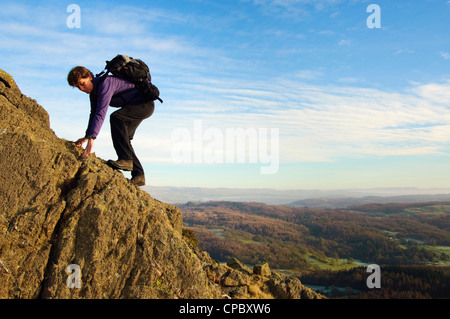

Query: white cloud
<box><xmin>4</xmin><ymin>1</ymin><xmax>450</xmax><ymax>169</ymax></box>
<box><xmin>440</xmin><ymin>51</ymin><xmax>450</xmax><ymax>60</ymax></box>
<box><xmin>338</xmin><ymin>39</ymin><xmax>352</xmax><ymax>46</ymax></box>
<box><xmin>413</xmin><ymin>81</ymin><xmax>450</xmax><ymax>105</ymax></box>
<box><xmin>294</xmin><ymin>69</ymin><xmax>324</xmax><ymax>80</ymax></box>
<box><xmin>246</xmin><ymin>0</ymin><xmax>360</xmax><ymax>18</ymax></box>
<box><xmin>123</xmin><ymin>78</ymin><xmax>450</xmax><ymax>165</ymax></box>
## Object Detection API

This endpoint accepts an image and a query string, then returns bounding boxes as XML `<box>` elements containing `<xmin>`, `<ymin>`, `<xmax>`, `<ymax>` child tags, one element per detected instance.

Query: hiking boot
<box><xmin>130</xmin><ymin>175</ymin><xmax>146</xmax><ymax>186</ymax></box>
<box><xmin>107</xmin><ymin>159</ymin><xmax>133</xmax><ymax>171</ymax></box>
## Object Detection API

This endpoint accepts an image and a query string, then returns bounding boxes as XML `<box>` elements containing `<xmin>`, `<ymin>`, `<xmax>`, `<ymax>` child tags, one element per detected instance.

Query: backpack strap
<box><xmin>95</xmin><ymin>70</ymin><xmax>109</xmax><ymax>78</ymax></box>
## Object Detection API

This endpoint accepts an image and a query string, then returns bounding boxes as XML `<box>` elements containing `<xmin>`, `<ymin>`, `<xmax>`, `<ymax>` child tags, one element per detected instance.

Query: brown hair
<box><xmin>67</xmin><ymin>66</ymin><xmax>93</xmax><ymax>87</ymax></box>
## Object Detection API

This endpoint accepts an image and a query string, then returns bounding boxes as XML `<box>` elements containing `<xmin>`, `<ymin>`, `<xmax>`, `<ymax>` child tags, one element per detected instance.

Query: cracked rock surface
<box><xmin>0</xmin><ymin>69</ymin><xmax>220</xmax><ymax>299</ymax></box>
<box><xmin>0</xmin><ymin>69</ymin><xmax>322</xmax><ymax>300</ymax></box>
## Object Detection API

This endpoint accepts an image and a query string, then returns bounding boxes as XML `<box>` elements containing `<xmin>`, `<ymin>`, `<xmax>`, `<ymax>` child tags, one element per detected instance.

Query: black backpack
<box><xmin>96</xmin><ymin>54</ymin><xmax>163</xmax><ymax>103</ymax></box>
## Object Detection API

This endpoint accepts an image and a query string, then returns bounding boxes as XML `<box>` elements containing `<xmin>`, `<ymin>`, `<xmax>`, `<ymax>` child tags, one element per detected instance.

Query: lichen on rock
<box><xmin>0</xmin><ymin>69</ymin><xmax>323</xmax><ymax>300</ymax></box>
<box><xmin>0</xmin><ymin>69</ymin><xmax>221</xmax><ymax>299</ymax></box>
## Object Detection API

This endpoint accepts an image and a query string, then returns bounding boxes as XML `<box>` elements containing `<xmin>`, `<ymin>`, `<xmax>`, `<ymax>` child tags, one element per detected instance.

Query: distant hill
<box><xmin>144</xmin><ymin>185</ymin><xmax>450</xmax><ymax>207</ymax></box>
<box><xmin>288</xmin><ymin>194</ymin><xmax>450</xmax><ymax>209</ymax></box>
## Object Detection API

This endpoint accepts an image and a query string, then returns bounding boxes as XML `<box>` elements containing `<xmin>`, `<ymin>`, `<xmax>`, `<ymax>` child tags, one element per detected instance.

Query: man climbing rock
<box><xmin>67</xmin><ymin>66</ymin><xmax>154</xmax><ymax>186</ymax></box>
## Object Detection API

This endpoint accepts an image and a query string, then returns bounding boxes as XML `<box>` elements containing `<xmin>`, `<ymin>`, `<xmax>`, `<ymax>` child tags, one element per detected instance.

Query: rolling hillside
<box><xmin>180</xmin><ymin>201</ymin><xmax>450</xmax><ymax>271</ymax></box>
<box><xmin>180</xmin><ymin>201</ymin><xmax>450</xmax><ymax>298</ymax></box>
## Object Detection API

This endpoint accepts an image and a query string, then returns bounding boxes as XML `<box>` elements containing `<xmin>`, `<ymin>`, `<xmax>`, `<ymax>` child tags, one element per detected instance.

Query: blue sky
<box><xmin>1</xmin><ymin>0</ymin><xmax>450</xmax><ymax>190</ymax></box>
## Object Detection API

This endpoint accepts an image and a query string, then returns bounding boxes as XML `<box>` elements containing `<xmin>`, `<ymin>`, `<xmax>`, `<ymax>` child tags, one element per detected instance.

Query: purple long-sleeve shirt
<box><xmin>85</xmin><ymin>76</ymin><xmax>146</xmax><ymax>138</ymax></box>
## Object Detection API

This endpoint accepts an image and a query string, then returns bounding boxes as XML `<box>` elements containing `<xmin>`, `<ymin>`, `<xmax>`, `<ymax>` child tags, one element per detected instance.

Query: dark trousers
<box><xmin>110</xmin><ymin>100</ymin><xmax>154</xmax><ymax>177</ymax></box>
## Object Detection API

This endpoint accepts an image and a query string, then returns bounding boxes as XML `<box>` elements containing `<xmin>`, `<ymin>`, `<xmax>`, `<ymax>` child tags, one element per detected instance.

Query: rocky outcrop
<box><xmin>203</xmin><ymin>258</ymin><xmax>322</xmax><ymax>299</ymax></box>
<box><xmin>0</xmin><ymin>69</ymin><xmax>220</xmax><ymax>299</ymax></box>
<box><xmin>0</xmin><ymin>69</ymin><xmax>322</xmax><ymax>299</ymax></box>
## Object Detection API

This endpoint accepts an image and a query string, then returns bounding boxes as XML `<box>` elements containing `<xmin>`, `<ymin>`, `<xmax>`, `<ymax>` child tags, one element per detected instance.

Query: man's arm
<box><xmin>77</xmin><ymin>77</ymin><xmax>134</xmax><ymax>158</ymax></box>
<box><xmin>84</xmin><ymin>78</ymin><xmax>115</xmax><ymax>139</ymax></box>
<box><xmin>76</xmin><ymin>77</ymin><xmax>115</xmax><ymax>158</ymax></box>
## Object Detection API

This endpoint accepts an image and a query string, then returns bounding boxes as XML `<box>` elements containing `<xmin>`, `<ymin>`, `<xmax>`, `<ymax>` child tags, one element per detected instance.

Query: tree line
<box><xmin>180</xmin><ymin>201</ymin><xmax>448</xmax><ymax>270</ymax></box>
<box><xmin>299</xmin><ymin>265</ymin><xmax>450</xmax><ymax>299</ymax></box>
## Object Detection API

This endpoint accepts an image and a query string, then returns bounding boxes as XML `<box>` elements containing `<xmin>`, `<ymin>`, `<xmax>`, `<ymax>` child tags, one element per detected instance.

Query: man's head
<box><xmin>67</xmin><ymin>66</ymin><xmax>94</xmax><ymax>94</ymax></box>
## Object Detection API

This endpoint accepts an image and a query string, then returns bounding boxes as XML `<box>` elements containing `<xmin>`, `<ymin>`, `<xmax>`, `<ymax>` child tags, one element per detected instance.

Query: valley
<box><xmin>180</xmin><ymin>200</ymin><xmax>450</xmax><ymax>298</ymax></box>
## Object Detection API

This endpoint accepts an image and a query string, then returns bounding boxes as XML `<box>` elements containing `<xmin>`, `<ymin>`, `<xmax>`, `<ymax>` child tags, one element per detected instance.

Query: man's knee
<box><xmin>110</xmin><ymin>111</ymin><xmax>123</xmax><ymax>126</ymax></box>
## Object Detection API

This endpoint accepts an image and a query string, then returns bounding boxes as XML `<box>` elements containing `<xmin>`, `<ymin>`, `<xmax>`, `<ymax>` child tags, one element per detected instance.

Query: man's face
<box><xmin>76</xmin><ymin>75</ymin><xmax>93</xmax><ymax>94</ymax></box>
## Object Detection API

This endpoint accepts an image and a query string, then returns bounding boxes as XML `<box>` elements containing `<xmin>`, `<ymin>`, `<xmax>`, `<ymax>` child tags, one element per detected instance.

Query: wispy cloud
<box><xmin>440</xmin><ymin>51</ymin><xmax>450</xmax><ymax>60</ymax></box>
<box><xmin>294</xmin><ymin>69</ymin><xmax>324</xmax><ymax>80</ymax></box>
<box><xmin>245</xmin><ymin>0</ymin><xmax>360</xmax><ymax>18</ymax></box>
<box><xmin>125</xmin><ymin>78</ymin><xmax>450</xmax><ymax>165</ymax></box>
<box><xmin>338</xmin><ymin>39</ymin><xmax>352</xmax><ymax>46</ymax></box>
<box><xmin>3</xmin><ymin>0</ymin><xmax>450</xmax><ymax>173</ymax></box>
